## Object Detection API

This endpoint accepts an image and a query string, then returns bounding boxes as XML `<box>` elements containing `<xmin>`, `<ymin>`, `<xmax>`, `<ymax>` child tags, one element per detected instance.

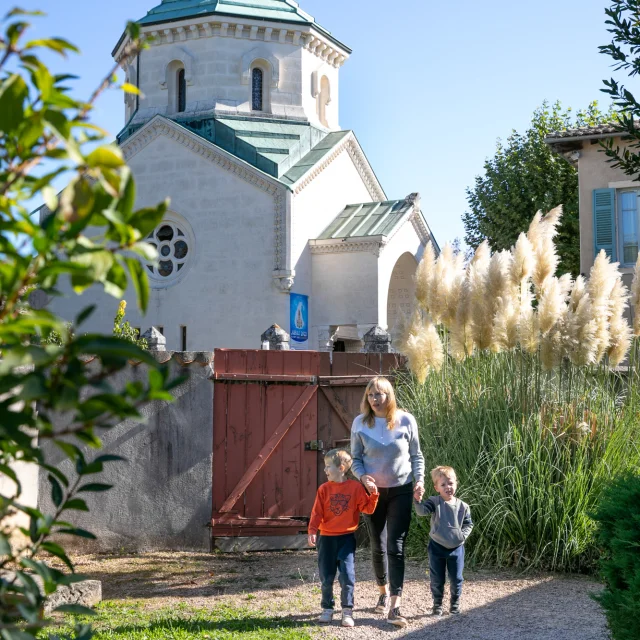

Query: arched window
<box><xmin>252</xmin><ymin>67</ymin><xmax>264</xmax><ymax>111</ymax></box>
<box><xmin>177</xmin><ymin>68</ymin><xmax>186</xmax><ymax>113</ymax></box>
<box><xmin>166</xmin><ymin>59</ymin><xmax>187</xmax><ymax>114</ymax></box>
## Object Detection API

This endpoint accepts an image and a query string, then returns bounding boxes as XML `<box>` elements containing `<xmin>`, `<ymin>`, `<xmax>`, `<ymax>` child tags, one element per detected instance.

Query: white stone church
<box><xmin>47</xmin><ymin>0</ymin><xmax>439</xmax><ymax>351</ymax></box>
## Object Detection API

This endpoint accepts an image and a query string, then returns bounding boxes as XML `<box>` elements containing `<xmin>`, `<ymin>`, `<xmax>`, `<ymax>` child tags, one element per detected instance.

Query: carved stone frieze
<box><xmin>119</xmin><ymin>22</ymin><xmax>349</xmax><ymax>68</ymax></box>
<box><xmin>309</xmin><ymin>239</ymin><xmax>383</xmax><ymax>257</ymax></box>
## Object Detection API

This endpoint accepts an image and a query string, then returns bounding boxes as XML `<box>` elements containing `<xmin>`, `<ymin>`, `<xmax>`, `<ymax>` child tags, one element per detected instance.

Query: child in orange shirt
<box><xmin>308</xmin><ymin>448</ymin><xmax>379</xmax><ymax>627</ymax></box>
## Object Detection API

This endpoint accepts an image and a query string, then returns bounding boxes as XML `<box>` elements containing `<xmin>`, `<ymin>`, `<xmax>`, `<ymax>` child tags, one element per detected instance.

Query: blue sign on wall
<box><xmin>290</xmin><ymin>293</ymin><xmax>309</xmax><ymax>345</ymax></box>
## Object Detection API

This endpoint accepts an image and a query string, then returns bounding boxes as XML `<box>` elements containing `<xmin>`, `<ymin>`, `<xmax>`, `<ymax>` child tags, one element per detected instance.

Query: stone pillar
<box><xmin>261</xmin><ymin>324</ymin><xmax>290</xmax><ymax>351</ymax></box>
<box><xmin>363</xmin><ymin>326</ymin><xmax>393</xmax><ymax>353</ymax></box>
<box><xmin>141</xmin><ymin>327</ymin><xmax>166</xmax><ymax>352</ymax></box>
<box><xmin>315</xmin><ymin>325</ymin><xmax>335</xmax><ymax>352</ymax></box>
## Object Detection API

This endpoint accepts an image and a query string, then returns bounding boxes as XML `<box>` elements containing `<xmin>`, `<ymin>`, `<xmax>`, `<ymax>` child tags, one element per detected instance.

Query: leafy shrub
<box><xmin>0</xmin><ymin>10</ymin><xmax>180</xmax><ymax>640</ymax></box>
<box><xmin>113</xmin><ymin>300</ymin><xmax>148</xmax><ymax>350</ymax></box>
<box><xmin>592</xmin><ymin>472</ymin><xmax>640</xmax><ymax>640</ymax></box>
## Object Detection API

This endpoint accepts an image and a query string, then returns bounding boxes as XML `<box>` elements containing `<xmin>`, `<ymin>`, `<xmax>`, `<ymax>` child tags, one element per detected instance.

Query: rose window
<box><xmin>146</xmin><ymin>222</ymin><xmax>190</xmax><ymax>281</ymax></box>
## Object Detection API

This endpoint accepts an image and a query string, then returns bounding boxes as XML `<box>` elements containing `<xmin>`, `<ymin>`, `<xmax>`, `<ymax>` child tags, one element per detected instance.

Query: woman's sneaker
<box><xmin>387</xmin><ymin>607</ymin><xmax>408</xmax><ymax>628</ymax></box>
<box><xmin>375</xmin><ymin>593</ymin><xmax>389</xmax><ymax>614</ymax></box>
<box><xmin>341</xmin><ymin>608</ymin><xmax>355</xmax><ymax>627</ymax></box>
<box><xmin>432</xmin><ymin>604</ymin><xmax>443</xmax><ymax>616</ymax></box>
<box><xmin>450</xmin><ymin>599</ymin><xmax>461</xmax><ymax>615</ymax></box>
<box><xmin>318</xmin><ymin>609</ymin><xmax>334</xmax><ymax>623</ymax></box>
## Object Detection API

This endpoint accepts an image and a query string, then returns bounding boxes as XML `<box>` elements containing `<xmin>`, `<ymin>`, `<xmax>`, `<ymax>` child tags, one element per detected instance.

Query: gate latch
<box><xmin>305</xmin><ymin>440</ymin><xmax>324</xmax><ymax>451</ymax></box>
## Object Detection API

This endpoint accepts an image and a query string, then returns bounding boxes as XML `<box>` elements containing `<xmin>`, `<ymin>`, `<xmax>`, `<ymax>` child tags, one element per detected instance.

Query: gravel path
<box><xmin>76</xmin><ymin>550</ymin><xmax>609</xmax><ymax>640</ymax></box>
<box><xmin>316</xmin><ymin>560</ymin><xmax>608</xmax><ymax>639</ymax></box>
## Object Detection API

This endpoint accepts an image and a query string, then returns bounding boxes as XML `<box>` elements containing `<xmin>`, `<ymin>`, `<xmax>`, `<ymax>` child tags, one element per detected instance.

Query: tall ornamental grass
<box><xmin>396</xmin><ymin>206</ymin><xmax>640</xmax><ymax>572</ymax></box>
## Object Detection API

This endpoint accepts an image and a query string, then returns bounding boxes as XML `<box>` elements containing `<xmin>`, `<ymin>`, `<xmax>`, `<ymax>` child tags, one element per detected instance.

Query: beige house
<box><xmin>545</xmin><ymin>125</ymin><xmax>638</xmax><ymax>287</ymax></box>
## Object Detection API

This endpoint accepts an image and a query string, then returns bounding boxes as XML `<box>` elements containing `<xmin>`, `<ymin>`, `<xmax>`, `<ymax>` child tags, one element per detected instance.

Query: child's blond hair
<box><xmin>431</xmin><ymin>465</ymin><xmax>457</xmax><ymax>485</ymax></box>
<box><xmin>325</xmin><ymin>448</ymin><xmax>353</xmax><ymax>471</ymax></box>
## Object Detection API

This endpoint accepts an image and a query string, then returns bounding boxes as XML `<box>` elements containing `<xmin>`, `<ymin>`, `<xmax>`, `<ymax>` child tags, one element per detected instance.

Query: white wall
<box><xmin>387</xmin><ymin>251</ymin><xmax>418</xmax><ymax>334</ymax></box>
<box><xmin>300</xmin><ymin>48</ymin><xmax>340</xmax><ymax>130</ymax></box>
<box><xmin>377</xmin><ymin>222</ymin><xmax>424</xmax><ymax>329</ymax></box>
<box><xmin>47</xmin><ymin>133</ymin><xmax>289</xmax><ymax>350</ymax></box>
<box><xmin>131</xmin><ymin>25</ymin><xmax>342</xmax><ymax>127</ymax></box>
<box><xmin>311</xmin><ymin>250</ymin><xmax>379</xmax><ymax>328</ymax></box>
<box><xmin>291</xmin><ymin>146</ymin><xmax>374</xmax><ymax>326</ymax></box>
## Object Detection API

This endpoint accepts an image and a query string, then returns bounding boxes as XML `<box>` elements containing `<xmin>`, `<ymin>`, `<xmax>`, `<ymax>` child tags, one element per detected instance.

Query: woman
<box><xmin>350</xmin><ymin>376</ymin><xmax>425</xmax><ymax>628</ymax></box>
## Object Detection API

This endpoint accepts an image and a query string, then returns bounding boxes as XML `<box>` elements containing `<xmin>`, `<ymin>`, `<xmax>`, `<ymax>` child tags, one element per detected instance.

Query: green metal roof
<box><xmin>139</xmin><ymin>0</ymin><xmax>307</xmax><ymax>25</ymax></box>
<box><xmin>317</xmin><ymin>200</ymin><xmax>414</xmax><ymax>240</ymax></box>
<box><xmin>117</xmin><ymin>114</ymin><xmax>350</xmax><ymax>184</ymax></box>
<box><xmin>135</xmin><ymin>0</ymin><xmax>350</xmax><ymax>52</ymax></box>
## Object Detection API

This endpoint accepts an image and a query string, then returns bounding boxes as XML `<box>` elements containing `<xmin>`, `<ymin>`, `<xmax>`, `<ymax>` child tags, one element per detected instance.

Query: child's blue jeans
<box><xmin>317</xmin><ymin>533</ymin><xmax>356</xmax><ymax>610</ymax></box>
<box><xmin>428</xmin><ymin>538</ymin><xmax>465</xmax><ymax>604</ymax></box>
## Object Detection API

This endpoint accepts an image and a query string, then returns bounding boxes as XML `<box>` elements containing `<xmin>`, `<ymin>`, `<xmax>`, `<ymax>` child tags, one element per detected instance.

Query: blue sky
<box><xmin>16</xmin><ymin>0</ymin><xmax>617</xmax><ymax>246</ymax></box>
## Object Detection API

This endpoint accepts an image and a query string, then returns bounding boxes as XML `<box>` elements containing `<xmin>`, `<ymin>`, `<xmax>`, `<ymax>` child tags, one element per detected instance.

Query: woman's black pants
<box><xmin>364</xmin><ymin>482</ymin><xmax>413</xmax><ymax>597</ymax></box>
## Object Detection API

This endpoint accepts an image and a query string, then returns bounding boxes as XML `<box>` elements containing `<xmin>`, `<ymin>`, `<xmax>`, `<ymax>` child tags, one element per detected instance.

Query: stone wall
<box><xmin>37</xmin><ymin>352</ymin><xmax>215</xmax><ymax>552</ymax></box>
<box><xmin>46</xmin><ymin>130</ymin><xmax>290</xmax><ymax>352</ymax></box>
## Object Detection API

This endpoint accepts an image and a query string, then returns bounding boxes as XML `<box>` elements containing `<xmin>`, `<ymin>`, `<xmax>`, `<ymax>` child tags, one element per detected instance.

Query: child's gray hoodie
<box><xmin>414</xmin><ymin>496</ymin><xmax>473</xmax><ymax>549</ymax></box>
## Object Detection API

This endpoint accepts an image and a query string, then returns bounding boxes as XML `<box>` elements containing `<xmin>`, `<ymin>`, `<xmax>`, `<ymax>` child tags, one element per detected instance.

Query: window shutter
<box><xmin>593</xmin><ymin>188</ymin><xmax>617</xmax><ymax>261</ymax></box>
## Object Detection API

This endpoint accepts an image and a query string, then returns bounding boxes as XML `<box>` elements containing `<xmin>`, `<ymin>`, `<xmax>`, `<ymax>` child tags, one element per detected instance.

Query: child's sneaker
<box><xmin>450</xmin><ymin>599</ymin><xmax>461</xmax><ymax>615</ymax></box>
<box><xmin>432</xmin><ymin>604</ymin><xmax>443</xmax><ymax>616</ymax></box>
<box><xmin>375</xmin><ymin>593</ymin><xmax>389</xmax><ymax>614</ymax></box>
<box><xmin>318</xmin><ymin>609</ymin><xmax>334</xmax><ymax>623</ymax></box>
<box><xmin>387</xmin><ymin>607</ymin><xmax>407</xmax><ymax>628</ymax></box>
<box><xmin>341</xmin><ymin>608</ymin><xmax>355</xmax><ymax>627</ymax></box>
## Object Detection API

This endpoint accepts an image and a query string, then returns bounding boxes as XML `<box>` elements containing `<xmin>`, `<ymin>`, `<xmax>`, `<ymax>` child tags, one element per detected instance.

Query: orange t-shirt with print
<box><xmin>308</xmin><ymin>479</ymin><xmax>379</xmax><ymax>536</ymax></box>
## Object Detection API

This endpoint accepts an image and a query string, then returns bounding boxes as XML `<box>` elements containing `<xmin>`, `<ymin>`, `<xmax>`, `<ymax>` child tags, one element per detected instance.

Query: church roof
<box><xmin>137</xmin><ymin>0</ymin><xmax>348</xmax><ymax>51</ymax></box>
<box><xmin>317</xmin><ymin>199</ymin><xmax>416</xmax><ymax>240</ymax></box>
<box><xmin>117</xmin><ymin>113</ymin><xmax>352</xmax><ymax>183</ymax></box>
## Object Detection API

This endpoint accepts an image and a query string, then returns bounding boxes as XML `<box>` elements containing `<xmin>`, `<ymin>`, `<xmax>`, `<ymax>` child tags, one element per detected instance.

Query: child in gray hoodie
<box><xmin>414</xmin><ymin>466</ymin><xmax>473</xmax><ymax>616</ymax></box>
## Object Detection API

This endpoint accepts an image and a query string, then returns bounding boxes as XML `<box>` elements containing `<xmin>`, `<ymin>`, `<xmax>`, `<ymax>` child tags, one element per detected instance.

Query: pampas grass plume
<box><xmin>469</xmin><ymin>243</ymin><xmax>492</xmax><ymax>351</ymax></box>
<box><xmin>538</xmin><ymin>277</ymin><xmax>566</xmax><ymax>335</ymax></box>
<box><xmin>405</xmin><ymin>321</ymin><xmax>444</xmax><ymax>383</ymax></box>
<box><xmin>607</xmin><ymin>278</ymin><xmax>631</xmax><ymax>366</ymax></box>
<box><xmin>415</xmin><ymin>242</ymin><xmax>436</xmax><ymax>313</ymax></box>
<box><xmin>587</xmin><ymin>251</ymin><xmax>618</xmax><ymax>363</ymax></box>
<box><xmin>511</xmin><ymin>233</ymin><xmax>535</xmax><ymax>290</ymax></box>
<box><xmin>450</xmin><ymin>275</ymin><xmax>474</xmax><ymax>361</ymax></box>
<box><xmin>532</xmin><ymin>236</ymin><xmax>559</xmax><ymax>292</ymax></box>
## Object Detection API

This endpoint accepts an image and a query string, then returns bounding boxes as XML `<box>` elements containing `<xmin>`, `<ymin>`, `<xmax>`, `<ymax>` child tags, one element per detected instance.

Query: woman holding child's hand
<box><xmin>350</xmin><ymin>376</ymin><xmax>425</xmax><ymax>629</ymax></box>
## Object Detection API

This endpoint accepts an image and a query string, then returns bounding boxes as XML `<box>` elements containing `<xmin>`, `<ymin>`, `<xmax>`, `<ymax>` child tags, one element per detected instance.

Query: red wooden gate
<box><xmin>211</xmin><ymin>349</ymin><xmax>404</xmax><ymax>539</ymax></box>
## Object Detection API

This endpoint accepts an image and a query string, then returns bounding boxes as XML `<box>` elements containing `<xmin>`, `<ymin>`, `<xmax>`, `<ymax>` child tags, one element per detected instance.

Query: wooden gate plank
<box><xmin>319</xmin><ymin>386</ymin><xmax>351</xmax><ymax>432</ymax></box>
<box><xmin>264</xmin><ymin>351</ymin><xmax>286</xmax><ymax>517</ymax></box>
<box><xmin>244</xmin><ymin>350</ymin><xmax>266</xmax><ymax>518</ymax></box>
<box><xmin>281</xmin><ymin>351</ymin><xmax>304</xmax><ymax>516</ymax></box>
<box><xmin>218</xmin><ymin>385</ymin><xmax>318</xmax><ymax>514</ymax></box>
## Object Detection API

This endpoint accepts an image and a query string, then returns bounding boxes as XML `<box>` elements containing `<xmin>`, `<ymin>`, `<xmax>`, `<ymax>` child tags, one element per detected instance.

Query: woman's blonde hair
<box><xmin>360</xmin><ymin>376</ymin><xmax>398</xmax><ymax>429</ymax></box>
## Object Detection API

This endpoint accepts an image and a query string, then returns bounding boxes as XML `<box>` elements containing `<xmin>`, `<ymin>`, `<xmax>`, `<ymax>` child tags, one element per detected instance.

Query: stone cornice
<box><xmin>115</xmin><ymin>19</ymin><xmax>348</xmax><ymax>69</ymax></box>
<box><xmin>292</xmin><ymin>133</ymin><xmax>386</xmax><ymax>202</ymax></box>
<box><xmin>410</xmin><ymin>209</ymin><xmax>434</xmax><ymax>247</ymax></box>
<box><xmin>120</xmin><ymin>115</ymin><xmax>287</xmax><ymax>271</ymax></box>
<box><xmin>309</xmin><ymin>238</ymin><xmax>384</xmax><ymax>257</ymax></box>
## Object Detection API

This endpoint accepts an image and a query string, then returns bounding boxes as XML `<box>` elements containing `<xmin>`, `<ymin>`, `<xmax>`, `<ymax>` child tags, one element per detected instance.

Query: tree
<box><xmin>0</xmin><ymin>9</ymin><xmax>180</xmax><ymax>640</ymax></box>
<box><xmin>463</xmin><ymin>101</ymin><xmax>612</xmax><ymax>276</ymax></box>
<box><xmin>600</xmin><ymin>0</ymin><xmax>640</xmax><ymax>179</ymax></box>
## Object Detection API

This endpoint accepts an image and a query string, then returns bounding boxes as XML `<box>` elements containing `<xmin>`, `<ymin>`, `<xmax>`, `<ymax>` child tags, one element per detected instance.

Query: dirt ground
<box><xmin>74</xmin><ymin>550</ymin><xmax>610</xmax><ymax>640</ymax></box>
